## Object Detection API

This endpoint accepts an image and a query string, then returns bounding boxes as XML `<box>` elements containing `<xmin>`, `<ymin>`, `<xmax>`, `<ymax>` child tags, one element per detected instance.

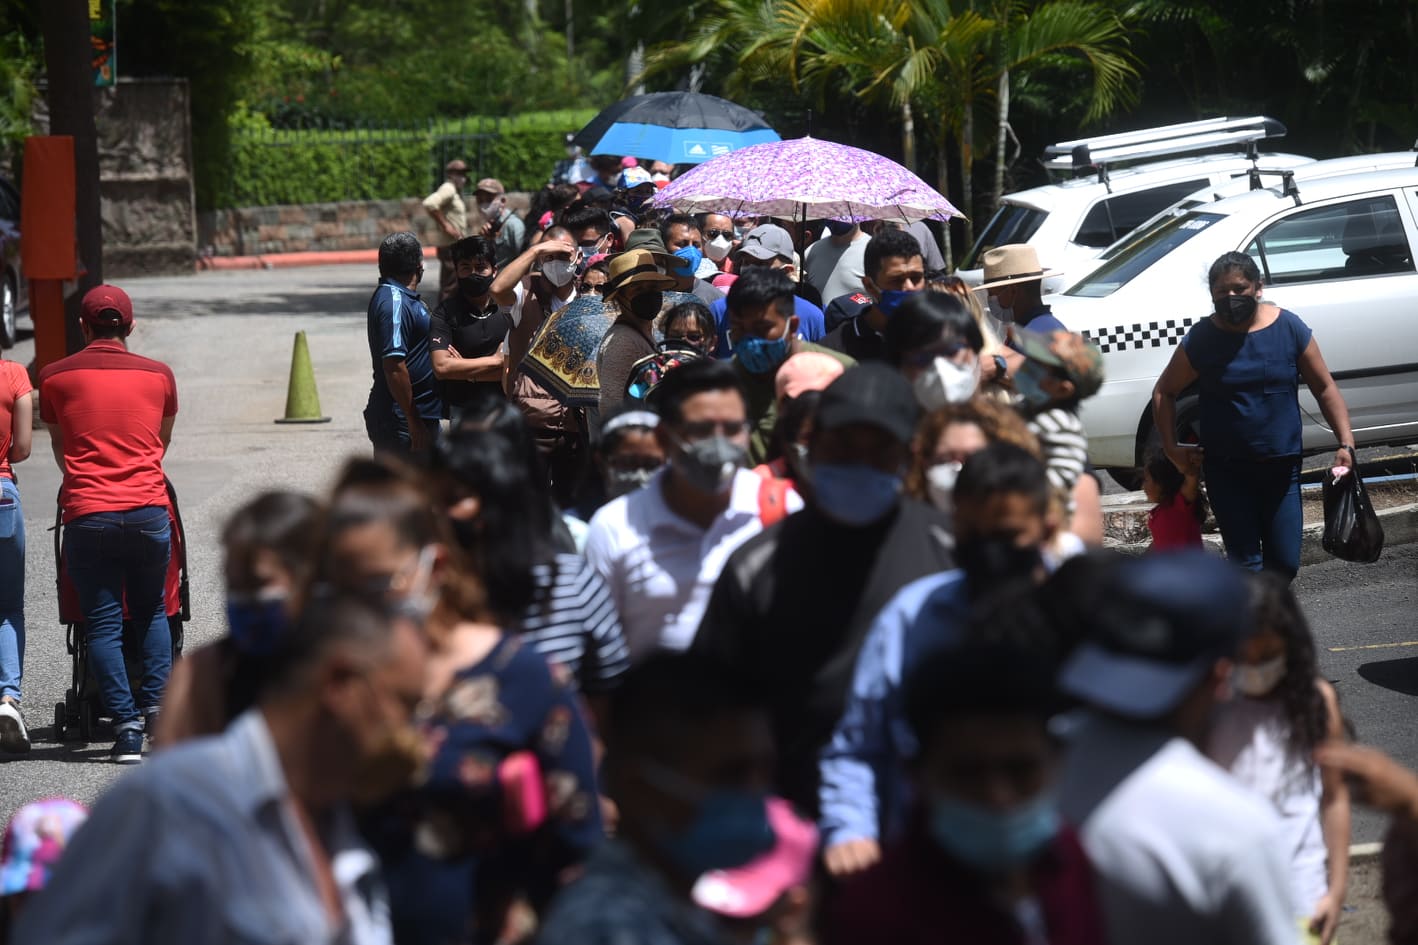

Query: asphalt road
<box><xmin>0</xmin><ymin>264</ymin><xmax>1413</xmax><ymax>889</ymax></box>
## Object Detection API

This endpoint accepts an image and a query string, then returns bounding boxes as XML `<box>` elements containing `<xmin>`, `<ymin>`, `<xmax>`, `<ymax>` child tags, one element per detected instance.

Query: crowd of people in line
<box><xmin>0</xmin><ymin>145</ymin><xmax>1411</xmax><ymax>945</ymax></box>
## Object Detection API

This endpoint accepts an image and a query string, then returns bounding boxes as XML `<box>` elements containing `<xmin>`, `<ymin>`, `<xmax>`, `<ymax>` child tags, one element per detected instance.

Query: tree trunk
<box><xmin>960</xmin><ymin>100</ymin><xmax>976</xmax><ymax>250</ymax></box>
<box><xmin>41</xmin><ymin>0</ymin><xmax>101</xmax><ymax>355</ymax></box>
<box><xmin>627</xmin><ymin>42</ymin><xmax>645</xmax><ymax>95</ymax></box>
<box><xmin>936</xmin><ymin>143</ymin><xmax>953</xmax><ymax>271</ymax></box>
<box><xmin>992</xmin><ymin>68</ymin><xmax>1010</xmax><ymax>217</ymax></box>
<box><xmin>901</xmin><ymin>99</ymin><xmax>916</xmax><ymax>173</ymax></box>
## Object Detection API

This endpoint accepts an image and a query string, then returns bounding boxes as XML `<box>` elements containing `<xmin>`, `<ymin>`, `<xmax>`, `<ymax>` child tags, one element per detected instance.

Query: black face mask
<box><xmin>459</xmin><ymin>273</ymin><xmax>495</xmax><ymax>299</ymax></box>
<box><xmin>629</xmin><ymin>290</ymin><xmax>664</xmax><ymax>321</ymax></box>
<box><xmin>956</xmin><ymin>535</ymin><xmax>1043</xmax><ymax>594</ymax></box>
<box><xmin>1215</xmin><ymin>294</ymin><xmax>1257</xmax><ymax>327</ymax></box>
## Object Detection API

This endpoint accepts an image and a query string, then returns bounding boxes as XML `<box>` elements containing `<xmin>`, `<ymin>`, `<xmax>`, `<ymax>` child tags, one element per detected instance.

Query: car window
<box><xmin>1072</xmin><ymin>179</ymin><xmax>1211</xmax><ymax>249</ymax></box>
<box><xmin>1245</xmin><ymin>194</ymin><xmax>1414</xmax><ymax>285</ymax></box>
<box><xmin>1065</xmin><ymin>211</ymin><xmax>1224</xmax><ymax>298</ymax></box>
<box><xmin>960</xmin><ymin>204</ymin><xmax>1048</xmax><ymax>269</ymax></box>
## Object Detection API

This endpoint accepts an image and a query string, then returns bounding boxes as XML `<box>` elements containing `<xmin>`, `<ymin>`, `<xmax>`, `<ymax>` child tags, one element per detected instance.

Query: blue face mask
<box><xmin>812</xmin><ymin>463</ymin><xmax>902</xmax><ymax>526</ymax></box>
<box><xmin>928</xmin><ymin>791</ymin><xmax>1060</xmax><ymax>872</ymax></box>
<box><xmin>642</xmin><ymin>762</ymin><xmax>776</xmax><ymax>876</ymax></box>
<box><xmin>1012</xmin><ymin>360</ymin><xmax>1056</xmax><ymax>412</ymax></box>
<box><xmin>876</xmin><ymin>288</ymin><xmax>916</xmax><ymax>318</ymax></box>
<box><xmin>673</xmin><ymin>244</ymin><xmax>704</xmax><ymax>278</ymax></box>
<box><xmin>225</xmin><ymin>591</ymin><xmax>290</xmax><ymax>656</ymax></box>
<box><xmin>734</xmin><ymin>333</ymin><xmax>791</xmax><ymax>375</ymax></box>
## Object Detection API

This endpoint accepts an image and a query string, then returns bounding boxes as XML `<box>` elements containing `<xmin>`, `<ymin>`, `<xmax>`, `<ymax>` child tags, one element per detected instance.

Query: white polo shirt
<box><xmin>1058</xmin><ymin>710</ymin><xmax>1298</xmax><ymax>945</ymax></box>
<box><xmin>584</xmin><ymin>467</ymin><xmax>801</xmax><ymax>662</ymax></box>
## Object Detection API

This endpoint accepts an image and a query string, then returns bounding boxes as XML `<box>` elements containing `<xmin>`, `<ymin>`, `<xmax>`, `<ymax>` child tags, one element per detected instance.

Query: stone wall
<box><xmin>197</xmin><ymin>193</ymin><xmax>531</xmax><ymax>258</ymax></box>
<box><xmin>34</xmin><ymin>78</ymin><xmax>198</xmax><ymax>277</ymax></box>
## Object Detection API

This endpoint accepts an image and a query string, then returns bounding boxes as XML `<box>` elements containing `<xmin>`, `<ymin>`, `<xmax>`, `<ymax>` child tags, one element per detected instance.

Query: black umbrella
<box><xmin>573</xmin><ymin>92</ymin><xmax>779</xmax><ymax>164</ymax></box>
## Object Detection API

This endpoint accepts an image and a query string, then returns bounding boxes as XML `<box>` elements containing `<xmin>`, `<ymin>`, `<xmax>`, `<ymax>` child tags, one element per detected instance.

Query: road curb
<box><xmin>1104</xmin><ymin>501</ymin><xmax>1418</xmax><ymax>563</ymax></box>
<box><xmin>195</xmin><ymin>245</ymin><xmax>439</xmax><ymax>271</ymax></box>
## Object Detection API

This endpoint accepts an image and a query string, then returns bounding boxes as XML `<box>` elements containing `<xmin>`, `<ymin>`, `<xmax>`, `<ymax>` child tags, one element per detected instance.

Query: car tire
<box><xmin>0</xmin><ymin>275</ymin><xmax>15</xmax><ymax>348</ymax></box>
<box><xmin>1113</xmin><ymin>397</ymin><xmax>1203</xmax><ymax>492</ymax></box>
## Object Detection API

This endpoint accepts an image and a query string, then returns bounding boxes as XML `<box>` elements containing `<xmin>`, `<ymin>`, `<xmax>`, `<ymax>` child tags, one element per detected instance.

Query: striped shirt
<box><xmin>518</xmin><ymin>554</ymin><xmax>630</xmax><ymax>693</ymax></box>
<box><xmin>1029</xmin><ymin>406</ymin><xmax>1089</xmax><ymax>494</ymax></box>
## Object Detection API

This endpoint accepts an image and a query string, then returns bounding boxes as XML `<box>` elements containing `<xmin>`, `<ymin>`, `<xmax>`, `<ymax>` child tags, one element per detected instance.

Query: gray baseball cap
<box><xmin>737</xmin><ymin>224</ymin><xmax>794</xmax><ymax>262</ymax></box>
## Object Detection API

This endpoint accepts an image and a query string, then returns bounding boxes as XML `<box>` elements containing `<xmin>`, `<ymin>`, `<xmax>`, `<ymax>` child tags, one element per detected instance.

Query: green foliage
<box><xmin>0</xmin><ymin>32</ymin><xmax>39</xmax><ymax>175</ymax></box>
<box><xmin>217</xmin><ymin>108</ymin><xmax>596</xmax><ymax>209</ymax></box>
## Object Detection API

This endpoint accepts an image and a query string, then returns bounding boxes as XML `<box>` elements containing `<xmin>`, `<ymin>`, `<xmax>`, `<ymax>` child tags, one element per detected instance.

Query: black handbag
<box><xmin>1321</xmin><ymin>464</ymin><xmax>1384</xmax><ymax>563</ymax></box>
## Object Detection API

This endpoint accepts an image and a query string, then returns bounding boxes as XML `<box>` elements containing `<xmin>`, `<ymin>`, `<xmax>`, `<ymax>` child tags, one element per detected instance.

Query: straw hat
<box><xmin>974</xmin><ymin>244</ymin><xmax>1063</xmax><ymax>292</ymax></box>
<box><xmin>604</xmin><ymin>249</ymin><xmax>676</xmax><ymax>304</ymax></box>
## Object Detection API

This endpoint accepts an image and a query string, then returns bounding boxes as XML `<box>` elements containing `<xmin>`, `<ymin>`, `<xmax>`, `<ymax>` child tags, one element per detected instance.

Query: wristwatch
<box><xmin>992</xmin><ymin>354</ymin><xmax>1008</xmax><ymax>381</ymax></box>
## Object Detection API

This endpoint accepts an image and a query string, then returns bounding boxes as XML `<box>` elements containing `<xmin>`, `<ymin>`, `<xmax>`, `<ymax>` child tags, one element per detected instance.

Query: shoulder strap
<box><xmin>757</xmin><ymin>475</ymin><xmax>791</xmax><ymax>528</ymax></box>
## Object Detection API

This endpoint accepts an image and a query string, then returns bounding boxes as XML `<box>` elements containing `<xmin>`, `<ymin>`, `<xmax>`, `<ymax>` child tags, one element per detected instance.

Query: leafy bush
<box><xmin>216</xmin><ymin>108</ymin><xmax>596</xmax><ymax>209</ymax></box>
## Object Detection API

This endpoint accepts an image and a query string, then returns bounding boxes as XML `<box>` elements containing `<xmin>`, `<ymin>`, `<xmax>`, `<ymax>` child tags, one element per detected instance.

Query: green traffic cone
<box><xmin>274</xmin><ymin>330</ymin><xmax>331</xmax><ymax>424</ymax></box>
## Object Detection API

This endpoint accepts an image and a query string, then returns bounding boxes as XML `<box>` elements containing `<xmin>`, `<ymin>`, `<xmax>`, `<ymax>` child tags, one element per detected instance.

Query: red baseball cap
<box><xmin>80</xmin><ymin>284</ymin><xmax>134</xmax><ymax>329</ymax></box>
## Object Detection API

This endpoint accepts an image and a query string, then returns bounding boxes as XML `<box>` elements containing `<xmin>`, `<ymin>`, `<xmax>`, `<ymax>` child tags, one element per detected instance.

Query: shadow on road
<box><xmin>1358</xmin><ymin>656</ymin><xmax>1418</xmax><ymax>696</ymax></box>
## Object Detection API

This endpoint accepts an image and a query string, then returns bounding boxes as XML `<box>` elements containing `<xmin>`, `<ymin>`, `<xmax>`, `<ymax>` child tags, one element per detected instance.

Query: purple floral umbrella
<box><xmin>651</xmin><ymin>136</ymin><xmax>962</xmax><ymax>223</ymax></box>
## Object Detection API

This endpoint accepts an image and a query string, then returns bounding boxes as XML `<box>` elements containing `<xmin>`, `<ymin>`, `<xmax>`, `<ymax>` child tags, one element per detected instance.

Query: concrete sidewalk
<box><xmin>196</xmin><ymin>244</ymin><xmax>440</xmax><ymax>271</ymax></box>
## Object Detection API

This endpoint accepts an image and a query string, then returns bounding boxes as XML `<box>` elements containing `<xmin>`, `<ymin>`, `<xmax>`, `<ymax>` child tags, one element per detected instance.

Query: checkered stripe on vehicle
<box><xmin>1082</xmin><ymin>318</ymin><xmax>1194</xmax><ymax>354</ymax></box>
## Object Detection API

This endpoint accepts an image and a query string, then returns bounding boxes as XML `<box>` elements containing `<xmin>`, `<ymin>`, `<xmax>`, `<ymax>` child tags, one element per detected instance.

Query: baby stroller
<box><xmin>51</xmin><ymin>479</ymin><xmax>191</xmax><ymax>742</ymax></box>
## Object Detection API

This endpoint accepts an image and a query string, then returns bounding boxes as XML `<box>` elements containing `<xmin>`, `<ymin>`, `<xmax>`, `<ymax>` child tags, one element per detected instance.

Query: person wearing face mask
<box><xmin>1011</xmin><ymin>328</ymin><xmax>1104</xmax><ymax>498</ymax></box>
<box><xmin>597</xmin><ymin>248</ymin><xmax>679</xmax><ymax>417</ymax></box>
<box><xmin>884</xmin><ymin>291</ymin><xmax>985</xmax><ymax>411</ymax></box>
<box><xmin>903</xmin><ymin>398</ymin><xmax>1041</xmax><ymax>531</ymax></box>
<box><xmin>538</xmin><ymin>654</ymin><xmax>776</xmax><ymax>945</ymax></box>
<box><xmin>803</xmin><ymin>218</ymin><xmax>869</xmax><ymax>304</ymax></box>
<box><xmin>821</xmin><ymin>228</ymin><xmax>926</xmax><ymax>362</ymax></box>
<box><xmin>15</xmin><ymin>591</ymin><xmax>429</xmax><ymax>945</ymax></box>
<box><xmin>975</xmin><ymin>243</ymin><xmax>1067</xmax><ymax>344</ymax></box>
<box><xmin>1153</xmin><ymin>251</ymin><xmax>1354</xmax><ymax>580</ymax></box>
<box><xmin>430</xmin><ymin>236</ymin><xmax>519</xmax><ymax>420</ymax></box>
<box><xmin>573</xmin><ymin>407</ymin><xmax>667</xmax><ymax>526</ymax></box>
<box><xmin>829</xmin><ymin>636</ymin><xmax>1106</xmax><ymax>945</ymax></box>
<box><xmin>818</xmin><ymin>443</ymin><xmax>1058</xmax><ymax>876</ymax></box>
<box><xmin>695</xmin><ymin>365</ymin><xmax>951</xmax><ymax>819</ymax></box>
<box><xmin>492</xmin><ymin>226</ymin><xmax>580</xmax><ymax>390</ymax></box>
<box><xmin>472</xmin><ymin>177</ymin><xmax>525</xmax><ymax>268</ymax></box>
<box><xmin>708</xmin><ymin>225</ymin><xmax>827</xmax><ymax>357</ymax></box>
<box><xmin>1206</xmin><ymin>572</ymin><xmax>1350</xmax><ymax>945</ymax></box>
<box><xmin>726</xmin><ymin>267</ymin><xmax>853</xmax><ymax>464</ymax></box>
<box><xmin>662</xmin><ymin>213</ymin><xmax>719</xmax><ymax>281</ymax></box>
<box><xmin>699</xmin><ymin>212</ymin><xmax>738</xmax><ymax>272</ymax></box>
<box><xmin>423</xmin><ymin>159</ymin><xmax>470</xmax><ymax>299</ymax></box>
<box><xmin>622</xmin><ymin>226</ymin><xmax>726</xmax><ymax>307</ymax></box>
<box><xmin>366</xmin><ymin>231</ymin><xmax>444</xmax><ymax>455</ymax></box>
<box><xmin>154</xmin><ymin>490</ymin><xmax>323</xmax><ymax>747</ymax></box>
<box><xmin>1055</xmin><ymin>550</ymin><xmax>1299</xmax><ymax>945</ymax></box>
<box><xmin>586</xmin><ymin>360</ymin><xmax>802</xmax><ymax>662</ymax></box>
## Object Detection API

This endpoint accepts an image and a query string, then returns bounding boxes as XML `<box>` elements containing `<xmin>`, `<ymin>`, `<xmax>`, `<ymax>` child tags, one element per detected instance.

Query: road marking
<box><xmin>1327</xmin><ymin>640</ymin><xmax>1418</xmax><ymax>653</ymax></box>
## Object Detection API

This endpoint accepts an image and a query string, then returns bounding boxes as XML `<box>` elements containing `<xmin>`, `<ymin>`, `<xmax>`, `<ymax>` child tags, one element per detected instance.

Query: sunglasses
<box><xmin>579</xmin><ymin>282</ymin><xmax>606</xmax><ymax>295</ymax></box>
<box><xmin>704</xmin><ymin>228</ymin><xmax>733</xmax><ymax>240</ymax></box>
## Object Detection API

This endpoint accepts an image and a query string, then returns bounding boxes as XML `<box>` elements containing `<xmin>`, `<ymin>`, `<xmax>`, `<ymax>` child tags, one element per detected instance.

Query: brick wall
<box><xmin>197</xmin><ymin>194</ymin><xmax>531</xmax><ymax>258</ymax></box>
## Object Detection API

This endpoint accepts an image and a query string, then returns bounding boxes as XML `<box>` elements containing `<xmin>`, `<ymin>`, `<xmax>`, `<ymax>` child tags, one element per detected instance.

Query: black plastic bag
<box><xmin>1322</xmin><ymin>465</ymin><xmax>1384</xmax><ymax>563</ymax></box>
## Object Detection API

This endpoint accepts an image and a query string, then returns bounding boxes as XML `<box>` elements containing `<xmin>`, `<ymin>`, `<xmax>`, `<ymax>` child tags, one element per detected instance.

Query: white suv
<box><xmin>956</xmin><ymin>116</ymin><xmax>1311</xmax><ymax>293</ymax></box>
<box><xmin>1046</xmin><ymin>164</ymin><xmax>1418</xmax><ymax>487</ymax></box>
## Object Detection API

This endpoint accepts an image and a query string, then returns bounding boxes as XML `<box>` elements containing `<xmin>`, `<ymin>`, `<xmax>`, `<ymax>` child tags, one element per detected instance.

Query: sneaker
<box><xmin>0</xmin><ymin>701</ymin><xmax>29</xmax><ymax>754</ymax></box>
<box><xmin>111</xmin><ymin>728</ymin><xmax>144</xmax><ymax>764</ymax></box>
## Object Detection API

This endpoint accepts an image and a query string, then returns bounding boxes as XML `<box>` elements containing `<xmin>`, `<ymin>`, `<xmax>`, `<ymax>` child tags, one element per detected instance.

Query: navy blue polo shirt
<box><xmin>366</xmin><ymin>277</ymin><xmax>442</xmax><ymax>423</ymax></box>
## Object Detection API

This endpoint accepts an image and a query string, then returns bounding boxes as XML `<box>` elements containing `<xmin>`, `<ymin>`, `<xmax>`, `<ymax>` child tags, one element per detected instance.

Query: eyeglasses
<box><xmin>704</xmin><ymin>229</ymin><xmax>733</xmax><ymax>241</ymax></box>
<box><xmin>676</xmin><ymin>419</ymin><xmax>751</xmax><ymax>440</ymax></box>
<box><xmin>666</xmin><ymin>332</ymin><xmax>706</xmax><ymax>344</ymax></box>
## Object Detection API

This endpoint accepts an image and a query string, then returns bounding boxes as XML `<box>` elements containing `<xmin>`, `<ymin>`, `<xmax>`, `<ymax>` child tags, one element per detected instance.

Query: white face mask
<box><xmin>925</xmin><ymin>461</ymin><xmax>962</xmax><ymax>514</ymax></box>
<box><xmin>542</xmin><ymin>258</ymin><xmax>576</xmax><ymax>288</ymax></box>
<box><xmin>704</xmin><ymin>235</ymin><xmax>733</xmax><ymax>262</ymax></box>
<box><xmin>913</xmin><ymin>356</ymin><xmax>980</xmax><ymax>411</ymax></box>
<box><xmin>1234</xmin><ymin>655</ymin><xmax>1287</xmax><ymax>697</ymax></box>
<box><xmin>986</xmin><ymin>295</ymin><xmax>1012</xmax><ymax>324</ymax></box>
<box><xmin>479</xmin><ymin>199</ymin><xmax>501</xmax><ymax>217</ymax></box>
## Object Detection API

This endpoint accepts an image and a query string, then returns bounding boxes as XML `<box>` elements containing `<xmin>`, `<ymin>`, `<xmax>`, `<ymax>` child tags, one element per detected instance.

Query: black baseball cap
<box><xmin>815</xmin><ymin>363</ymin><xmax>919</xmax><ymax>445</ymax></box>
<box><xmin>1058</xmin><ymin>550</ymin><xmax>1252</xmax><ymax>719</ymax></box>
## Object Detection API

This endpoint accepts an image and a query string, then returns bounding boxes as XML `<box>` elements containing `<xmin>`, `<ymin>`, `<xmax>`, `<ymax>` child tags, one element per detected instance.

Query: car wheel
<box><xmin>0</xmin><ymin>275</ymin><xmax>15</xmax><ymax>348</ymax></box>
<box><xmin>1115</xmin><ymin>397</ymin><xmax>1203</xmax><ymax>492</ymax></box>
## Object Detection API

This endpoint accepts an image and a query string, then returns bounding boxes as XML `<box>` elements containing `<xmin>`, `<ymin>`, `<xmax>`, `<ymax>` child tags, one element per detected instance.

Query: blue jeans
<box><xmin>64</xmin><ymin>506</ymin><xmax>172</xmax><ymax>729</ymax></box>
<box><xmin>0</xmin><ymin>478</ymin><xmax>23</xmax><ymax>703</ymax></box>
<box><xmin>1204</xmin><ymin>458</ymin><xmax>1302</xmax><ymax>579</ymax></box>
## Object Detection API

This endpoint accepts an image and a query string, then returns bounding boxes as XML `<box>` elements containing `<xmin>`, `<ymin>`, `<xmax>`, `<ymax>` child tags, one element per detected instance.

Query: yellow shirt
<box><xmin>422</xmin><ymin>180</ymin><xmax>467</xmax><ymax>247</ymax></box>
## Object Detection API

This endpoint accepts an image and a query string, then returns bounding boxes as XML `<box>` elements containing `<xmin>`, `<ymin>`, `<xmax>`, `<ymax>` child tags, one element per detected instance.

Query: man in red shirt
<box><xmin>39</xmin><ymin>285</ymin><xmax>177</xmax><ymax>764</ymax></box>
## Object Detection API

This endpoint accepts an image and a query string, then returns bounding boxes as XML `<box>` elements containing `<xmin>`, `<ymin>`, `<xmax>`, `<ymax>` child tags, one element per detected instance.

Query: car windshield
<box><xmin>1097</xmin><ymin>199</ymin><xmax>1206</xmax><ymax>261</ymax></box>
<box><xmin>1065</xmin><ymin>211</ymin><xmax>1224</xmax><ymax>298</ymax></box>
<box><xmin>960</xmin><ymin>204</ymin><xmax>1047</xmax><ymax>269</ymax></box>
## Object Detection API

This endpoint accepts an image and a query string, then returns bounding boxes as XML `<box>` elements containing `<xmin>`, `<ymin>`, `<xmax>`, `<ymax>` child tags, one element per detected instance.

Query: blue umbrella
<box><xmin>573</xmin><ymin>92</ymin><xmax>780</xmax><ymax>165</ymax></box>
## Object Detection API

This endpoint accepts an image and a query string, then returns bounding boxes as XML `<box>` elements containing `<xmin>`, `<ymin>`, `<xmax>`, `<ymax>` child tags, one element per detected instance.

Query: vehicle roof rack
<box><xmin>1247</xmin><ymin>168</ymin><xmax>1302</xmax><ymax>206</ymax></box>
<box><xmin>1043</xmin><ymin>116</ymin><xmax>1288</xmax><ymax>183</ymax></box>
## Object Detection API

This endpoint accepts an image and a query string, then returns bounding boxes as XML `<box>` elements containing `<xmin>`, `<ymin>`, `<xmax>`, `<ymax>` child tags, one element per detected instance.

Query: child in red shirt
<box><xmin>1143</xmin><ymin>451</ymin><xmax>1205</xmax><ymax>550</ymax></box>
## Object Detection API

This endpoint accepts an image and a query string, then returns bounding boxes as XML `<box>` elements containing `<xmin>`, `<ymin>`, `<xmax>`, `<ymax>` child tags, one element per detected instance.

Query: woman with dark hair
<box><xmin>1154</xmin><ymin>251</ymin><xmax>1354</xmax><ymax>579</ymax></box>
<box><xmin>1207</xmin><ymin>572</ymin><xmax>1350</xmax><ymax>945</ymax></box>
<box><xmin>660</xmin><ymin>300</ymin><xmax>715</xmax><ymax>357</ymax></box>
<box><xmin>884</xmin><ymin>291</ymin><xmax>985</xmax><ymax>412</ymax></box>
<box><xmin>154</xmin><ymin>490</ymin><xmax>324</xmax><ymax>746</ymax></box>
<box><xmin>430</xmin><ymin>421</ymin><xmax>629</xmax><ymax>700</ymax></box>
